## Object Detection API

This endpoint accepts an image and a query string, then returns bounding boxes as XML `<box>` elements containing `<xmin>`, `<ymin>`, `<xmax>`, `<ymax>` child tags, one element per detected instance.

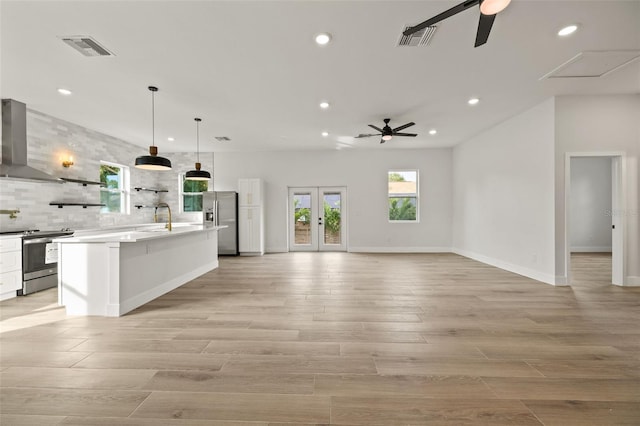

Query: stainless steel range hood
<box><xmin>1</xmin><ymin>99</ymin><xmax>62</xmax><ymax>183</ymax></box>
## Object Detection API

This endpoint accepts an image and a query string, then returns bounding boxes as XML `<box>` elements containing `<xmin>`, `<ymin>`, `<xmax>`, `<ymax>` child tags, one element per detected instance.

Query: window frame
<box><xmin>387</xmin><ymin>170</ymin><xmax>419</xmax><ymax>223</ymax></box>
<box><xmin>178</xmin><ymin>173</ymin><xmax>210</xmax><ymax>213</ymax></box>
<box><xmin>99</xmin><ymin>161</ymin><xmax>130</xmax><ymax>214</ymax></box>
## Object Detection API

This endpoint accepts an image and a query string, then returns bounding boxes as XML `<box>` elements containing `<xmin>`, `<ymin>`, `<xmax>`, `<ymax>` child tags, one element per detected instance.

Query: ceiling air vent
<box><xmin>214</xmin><ymin>136</ymin><xmax>231</xmax><ymax>142</ymax></box>
<box><xmin>397</xmin><ymin>25</ymin><xmax>437</xmax><ymax>47</ymax></box>
<box><xmin>60</xmin><ymin>36</ymin><xmax>114</xmax><ymax>57</ymax></box>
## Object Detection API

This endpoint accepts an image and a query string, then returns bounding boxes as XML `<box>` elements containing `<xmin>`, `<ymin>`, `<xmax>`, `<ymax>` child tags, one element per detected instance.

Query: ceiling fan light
<box><xmin>382</xmin><ymin>134</ymin><xmax>393</xmax><ymax>141</ymax></box>
<box><xmin>479</xmin><ymin>0</ymin><xmax>511</xmax><ymax>15</ymax></box>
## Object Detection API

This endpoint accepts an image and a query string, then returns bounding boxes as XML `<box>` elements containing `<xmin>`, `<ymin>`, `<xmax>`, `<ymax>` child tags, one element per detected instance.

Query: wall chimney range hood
<box><xmin>1</xmin><ymin>99</ymin><xmax>63</xmax><ymax>183</ymax></box>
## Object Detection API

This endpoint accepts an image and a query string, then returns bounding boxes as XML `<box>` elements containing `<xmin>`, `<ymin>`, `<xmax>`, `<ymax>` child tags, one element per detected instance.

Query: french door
<box><xmin>288</xmin><ymin>187</ymin><xmax>347</xmax><ymax>252</ymax></box>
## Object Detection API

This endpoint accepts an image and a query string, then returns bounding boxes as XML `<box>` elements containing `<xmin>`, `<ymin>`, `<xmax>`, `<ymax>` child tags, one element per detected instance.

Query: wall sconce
<box><xmin>62</xmin><ymin>155</ymin><xmax>74</xmax><ymax>168</ymax></box>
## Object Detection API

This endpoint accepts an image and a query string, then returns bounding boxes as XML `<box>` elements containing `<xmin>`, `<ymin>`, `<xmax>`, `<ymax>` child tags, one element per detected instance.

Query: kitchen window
<box><xmin>179</xmin><ymin>174</ymin><xmax>209</xmax><ymax>213</ymax></box>
<box><xmin>100</xmin><ymin>162</ymin><xmax>129</xmax><ymax>214</ymax></box>
<box><xmin>388</xmin><ymin>170</ymin><xmax>418</xmax><ymax>222</ymax></box>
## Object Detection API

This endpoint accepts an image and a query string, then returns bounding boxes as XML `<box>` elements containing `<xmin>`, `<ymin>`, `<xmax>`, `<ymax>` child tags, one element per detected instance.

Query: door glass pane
<box><xmin>323</xmin><ymin>192</ymin><xmax>341</xmax><ymax>245</ymax></box>
<box><xmin>293</xmin><ymin>193</ymin><xmax>311</xmax><ymax>244</ymax></box>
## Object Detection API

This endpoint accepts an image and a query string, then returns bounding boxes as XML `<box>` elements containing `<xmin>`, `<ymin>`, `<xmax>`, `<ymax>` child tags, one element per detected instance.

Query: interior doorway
<box><xmin>565</xmin><ymin>153</ymin><xmax>626</xmax><ymax>286</ymax></box>
<box><xmin>288</xmin><ymin>187</ymin><xmax>347</xmax><ymax>252</ymax></box>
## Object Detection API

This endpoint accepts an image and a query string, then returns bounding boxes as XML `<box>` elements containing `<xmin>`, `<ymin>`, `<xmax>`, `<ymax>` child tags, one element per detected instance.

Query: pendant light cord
<box><xmin>196</xmin><ymin>119</ymin><xmax>200</xmax><ymax>163</ymax></box>
<box><xmin>151</xmin><ymin>90</ymin><xmax>155</xmax><ymax>148</ymax></box>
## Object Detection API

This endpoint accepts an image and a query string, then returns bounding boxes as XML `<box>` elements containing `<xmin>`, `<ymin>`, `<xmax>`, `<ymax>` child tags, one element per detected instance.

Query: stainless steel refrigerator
<box><xmin>203</xmin><ymin>191</ymin><xmax>238</xmax><ymax>255</ymax></box>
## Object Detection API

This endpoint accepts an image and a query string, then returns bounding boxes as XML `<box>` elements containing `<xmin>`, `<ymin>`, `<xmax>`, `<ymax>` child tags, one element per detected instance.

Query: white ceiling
<box><xmin>1</xmin><ymin>1</ymin><xmax>639</xmax><ymax>153</ymax></box>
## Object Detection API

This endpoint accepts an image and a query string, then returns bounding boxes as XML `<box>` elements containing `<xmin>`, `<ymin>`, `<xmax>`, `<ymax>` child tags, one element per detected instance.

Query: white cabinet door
<box><xmin>0</xmin><ymin>250</ymin><xmax>21</xmax><ymax>272</ymax></box>
<box><xmin>239</xmin><ymin>206</ymin><xmax>263</xmax><ymax>254</ymax></box>
<box><xmin>0</xmin><ymin>237</ymin><xmax>21</xmax><ymax>253</ymax></box>
<box><xmin>0</xmin><ymin>269</ymin><xmax>22</xmax><ymax>294</ymax></box>
<box><xmin>238</xmin><ymin>178</ymin><xmax>262</xmax><ymax>207</ymax></box>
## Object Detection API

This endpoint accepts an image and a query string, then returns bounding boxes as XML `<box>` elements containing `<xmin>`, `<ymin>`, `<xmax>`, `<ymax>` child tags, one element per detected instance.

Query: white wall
<box><xmin>452</xmin><ymin>99</ymin><xmax>557</xmax><ymax>284</ymax></box>
<box><xmin>213</xmin><ymin>149</ymin><xmax>452</xmax><ymax>253</ymax></box>
<box><xmin>555</xmin><ymin>95</ymin><xmax>640</xmax><ymax>285</ymax></box>
<box><xmin>570</xmin><ymin>157</ymin><xmax>612</xmax><ymax>252</ymax></box>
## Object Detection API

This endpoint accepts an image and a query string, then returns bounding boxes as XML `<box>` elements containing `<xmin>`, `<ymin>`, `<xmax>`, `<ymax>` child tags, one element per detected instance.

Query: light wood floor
<box><xmin>1</xmin><ymin>252</ymin><xmax>639</xmax><ymax>425</ymax></box>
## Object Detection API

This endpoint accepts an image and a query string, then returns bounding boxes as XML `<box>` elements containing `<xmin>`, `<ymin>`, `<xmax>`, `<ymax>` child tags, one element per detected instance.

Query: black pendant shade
<box><xmin>185</xmin><ymin>117</ymin><xmax>211</xmax><ymax>181</ymax></box>
<box><xmin>135</xmin><ymin>86</ymin><xmax>172</xmax><ymax>170</ymax></box>
<box><xmin>185</xmin><ymin>167</ymin><xmax>211</xmax><ymax>181</ymax></box>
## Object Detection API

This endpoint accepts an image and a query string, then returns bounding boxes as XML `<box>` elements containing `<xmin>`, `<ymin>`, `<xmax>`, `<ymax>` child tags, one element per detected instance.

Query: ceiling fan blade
<box><xmin>394</xmin><ymin>133</ymin><xmax>418</xmax><ymax>137</ymax></box>
<box><xmin>355</xmin><ymin>133</ymin><xmax>380</xmax><ymax>138</ymax></box>
<box><xmin>404</xmin><ymin>0</ymin><xmax>479</xmax><ymax>36</ymax></box>
<box><xmin>368</xmin><ymin>124</ymin><xmax>384</xmax><ymax>133</ymax></box>
<box><xmin>474</xmin><ymin>12</ymin><xmax>496</xmax><ymax>47</ymax></box>
<box><xmin>393</xmin><ymin>122</ymin><xmax>415</xmax><ymax>132</ymax></box>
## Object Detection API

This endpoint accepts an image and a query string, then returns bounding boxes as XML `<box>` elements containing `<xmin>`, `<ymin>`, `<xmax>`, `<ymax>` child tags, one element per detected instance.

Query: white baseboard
<box><xmin>348</xmin><ymin>246</ymin><xmax>452</xmax><ymax>253</ymax></box>
<box><xmin>625</xmin><ymin>276</ymin><xmax>640</xmax><ymax>286</ymax></box>
<box><xmin>452</xmin><ymin>248</ymin><xmax>557</xmax><ymax>285</ymax></box>
<box><xmin>0</xmin><ymin>290</ymin><xmax>17</xmax><ymax>301</ymax></box>
<box><xmin>554</xmin><ymin>276</ymin><xmax>569</xmax><ymax>286</ymax></box>
<box><xmin>117</xmin><ymin>261</ymin><xmax>218</xmax><ymax>316</ymax></box>
<box><xmin>266</xmin><ymin>246</ymin><xmax>288</xmax><ymax>253</ymax></box>
<box><xmin>570</xmin><ymin>246</ymin><xmax>612</xmax><ymax>253</ymax></box>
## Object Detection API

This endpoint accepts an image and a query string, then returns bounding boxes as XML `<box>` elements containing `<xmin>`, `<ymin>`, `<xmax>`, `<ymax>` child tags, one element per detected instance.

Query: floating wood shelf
<box><xmin>49</xmin><ymin>202</ymin><xmax>106</xmax><ymax>209</ymax></box>
<box><xmin>134</xmin><ymin>187</ymin><xmax>168</xmax><ymax>193</ymax></box>
<box><xmin>60</xmin><ymin>177</ymin><xmax>105</xmax><ymax>186</ymax></box>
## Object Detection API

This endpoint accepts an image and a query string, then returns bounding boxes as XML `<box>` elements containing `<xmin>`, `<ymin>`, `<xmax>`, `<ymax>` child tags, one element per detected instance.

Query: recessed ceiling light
<box><xmin>321</xmin><ymin>131</ymin><xmax>329</xmax><ymax>137</ymax></box>
<box><xmin>319</xmin><ymin>101</ymin><xmax>330</xmax><ymax>109</ymax></box>
<box><xmin>57</xmin><ymin>88</ymin><xmax>72</xmax><ymax>96</ymax></box>
<box><xmin>315</xmin><ymin>33</ymin><xmax>332</xmax><ymax>45</ymax></box>
<box><xmin>558</xmin><ymin>25</ymin><xmax>578</xmax><ymax>37</ymax></box>
<box><xmin>167</xmin><ymin>137</ymin><xmax>175</xmax><ymax>142</ymax></box>
<box><xmin>429</xmin><ymin>129</ymin><xmax>437</xmax><ymax>135</ymax></box>
<box><xmin>468</xmin><ymin>97</ymin><xmax>480</xmax><ymax>105</ymax></box>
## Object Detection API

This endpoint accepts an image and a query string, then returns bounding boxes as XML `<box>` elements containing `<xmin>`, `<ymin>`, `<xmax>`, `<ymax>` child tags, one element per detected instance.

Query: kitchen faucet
<box><xmin>154</xmin><ymin>203</ymin><xmax>172</xmax><ymax>231</ymax></box>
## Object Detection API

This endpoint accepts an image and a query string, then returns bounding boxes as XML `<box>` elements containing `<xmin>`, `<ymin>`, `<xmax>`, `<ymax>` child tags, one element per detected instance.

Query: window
<box><xmin>100</xmin><ymin>162</ymin><xmax>129</xmax><ymax>214</ymax></box>
<box><xmin>180</xmin><ymin>174</ymin><xmax>209</xmax><ymax>212</ymax></box>
<box><xmin>388</xmin><ymin>170</ymin><xmax>418</xmax><ymax>222</ymax></box>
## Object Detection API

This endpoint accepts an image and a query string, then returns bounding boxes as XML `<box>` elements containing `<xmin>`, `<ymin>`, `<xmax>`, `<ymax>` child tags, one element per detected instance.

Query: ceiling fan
<box><xmin>355</xmin><ymin>118</ymin><xmax>417</xmax><ymax>144</ymax></box>
<box><xmin>403</xmin><ymin>0</ymin><xmax>512</xmax><ymax>47</ymax></box>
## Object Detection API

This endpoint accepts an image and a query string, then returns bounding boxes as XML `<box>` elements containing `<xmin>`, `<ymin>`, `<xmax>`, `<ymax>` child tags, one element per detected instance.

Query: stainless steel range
<box><xmin>1</xmin><ymin>229</ymin><xmax>75</xmax><ymax>295</ymax></box>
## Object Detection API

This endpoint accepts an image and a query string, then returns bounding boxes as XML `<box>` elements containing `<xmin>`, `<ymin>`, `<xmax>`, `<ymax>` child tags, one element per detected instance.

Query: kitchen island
<box><xmin>56</xmin><ymin>224</ymin><xmax>223</xmax><ymax>317</ymax></box>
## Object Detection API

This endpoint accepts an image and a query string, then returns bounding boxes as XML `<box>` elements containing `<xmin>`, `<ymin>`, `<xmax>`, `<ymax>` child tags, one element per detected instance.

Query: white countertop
<box><xmin>54</xmin><ymin>224</ymin><xmax>226</xmax><ymax>243</ymax></box>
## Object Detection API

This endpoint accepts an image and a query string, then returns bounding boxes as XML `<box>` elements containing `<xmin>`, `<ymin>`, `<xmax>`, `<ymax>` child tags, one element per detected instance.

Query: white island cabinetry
<box><xmin>57</xmin><ymin>225</ymin><xmax>222</xmax><ymax>317</ymax></box>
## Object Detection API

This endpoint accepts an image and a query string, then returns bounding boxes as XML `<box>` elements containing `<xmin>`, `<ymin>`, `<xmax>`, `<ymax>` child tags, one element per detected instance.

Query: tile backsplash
<box><xmin>0</xmin><ymin>108</ymin><xmax>213</xmax><ymax>232</ymax></box>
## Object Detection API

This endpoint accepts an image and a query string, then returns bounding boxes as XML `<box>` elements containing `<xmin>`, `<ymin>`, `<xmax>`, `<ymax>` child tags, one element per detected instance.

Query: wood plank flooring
<box><xmin>1</xmin><ymin>252</ymin><xmax>639</xmax><ymax>425</ymax></box>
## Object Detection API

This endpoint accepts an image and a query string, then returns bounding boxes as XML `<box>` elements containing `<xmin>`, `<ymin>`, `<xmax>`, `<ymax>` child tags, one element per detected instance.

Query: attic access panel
<box><xmin>541</xmin><ymin>50</ymin><xmax>640</xmax><ymax>79</ymax></box>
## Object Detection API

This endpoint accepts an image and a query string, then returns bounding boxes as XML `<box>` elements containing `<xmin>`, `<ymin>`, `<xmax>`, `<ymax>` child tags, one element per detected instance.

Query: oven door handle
<box><xmin>23</xmin><ymin>238</ymin><xmax>53</xmax><ymax>245</ymax></box>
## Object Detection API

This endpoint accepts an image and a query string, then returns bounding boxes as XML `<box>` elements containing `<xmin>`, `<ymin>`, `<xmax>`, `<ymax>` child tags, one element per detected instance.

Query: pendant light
<box><xmin>135</xmin><ymin>86</ymin><xmax>172</xmax><ymax>170</ymax></box>
<box><xmin>185</xmin><ymin>117</ymin><xmax>211</xmax><ymax>181</ymax></box>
